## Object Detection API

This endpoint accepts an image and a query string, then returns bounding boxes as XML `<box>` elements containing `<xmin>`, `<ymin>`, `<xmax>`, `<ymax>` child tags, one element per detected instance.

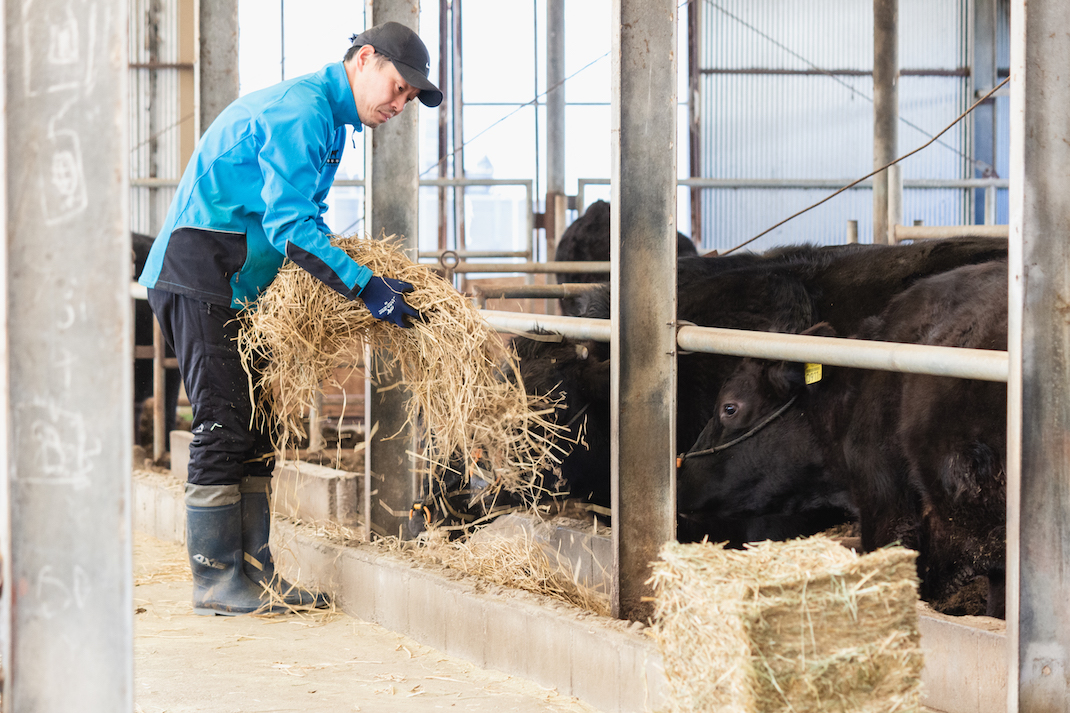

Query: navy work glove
<box><xmin>358</xmin><ymin>275</ymin><xmax>421</xmax><ymax>328</ymax></box>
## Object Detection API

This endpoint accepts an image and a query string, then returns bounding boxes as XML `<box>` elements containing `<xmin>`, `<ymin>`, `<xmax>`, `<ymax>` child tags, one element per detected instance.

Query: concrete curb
<box><xmin>133</xmin><ymin>462</ymin><xmax>1008</xmax><ymax>713</ymax></box>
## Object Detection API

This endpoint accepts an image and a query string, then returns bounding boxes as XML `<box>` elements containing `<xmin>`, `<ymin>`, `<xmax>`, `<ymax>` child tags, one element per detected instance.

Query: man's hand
<box><xmin>358</xmin><ymin>275</ymin><xmax>421</xmax><ymax>328</ymax></box>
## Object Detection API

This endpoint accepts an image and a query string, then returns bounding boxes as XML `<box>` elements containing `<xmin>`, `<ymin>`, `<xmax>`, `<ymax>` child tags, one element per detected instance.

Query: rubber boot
<box><xmin>240</xmin><ymin>476</ymin><xmax>331</xmax><ymax>609</ymax></box>
<box><xmin>186</xmin><ymin>484</ymin><xmax>285</xmax><ymax>616</ymax></box>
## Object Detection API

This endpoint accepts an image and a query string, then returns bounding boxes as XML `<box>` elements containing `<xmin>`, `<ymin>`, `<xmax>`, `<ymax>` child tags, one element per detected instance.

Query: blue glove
<box><xmin>358</xmin><ymin>275</ymin><xmax>421</xmax><ymax>328</ymax></box>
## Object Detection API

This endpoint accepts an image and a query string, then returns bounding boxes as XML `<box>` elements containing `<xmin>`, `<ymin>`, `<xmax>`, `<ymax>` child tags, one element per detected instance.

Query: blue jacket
<box><xmin>138</xmin><ymin>62</ymin><xmax>373</xmax><ymax>309</ymax></box>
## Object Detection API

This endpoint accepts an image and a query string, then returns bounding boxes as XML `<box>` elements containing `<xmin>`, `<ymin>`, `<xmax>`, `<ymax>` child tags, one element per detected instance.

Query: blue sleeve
<box><xmin>256</xmin><ymin>99</ymin><xmax>372</xmax><ymax>298</ymax></box>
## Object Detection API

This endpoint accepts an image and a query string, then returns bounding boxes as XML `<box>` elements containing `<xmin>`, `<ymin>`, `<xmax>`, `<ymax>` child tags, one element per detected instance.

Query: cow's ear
<box><xmin>768</xmin><ymin>359</ymin><xmax>806</xmax><ymax>399</ymax></box>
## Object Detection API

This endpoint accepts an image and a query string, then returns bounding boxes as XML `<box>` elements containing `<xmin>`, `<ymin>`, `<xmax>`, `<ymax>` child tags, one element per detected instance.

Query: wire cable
<box><xmin>720</xmin><ymin>76</ymin><xmax>1009</xmax><ymax>255</ymax></box>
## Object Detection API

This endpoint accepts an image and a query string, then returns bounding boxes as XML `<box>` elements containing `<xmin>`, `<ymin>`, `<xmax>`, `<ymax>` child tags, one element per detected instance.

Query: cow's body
<box><xmin>554</xmin><ymin>199</ymin><xmax>698</xmax><ymax>315</ymax></box>
<box><xmin>693</xmin><ymin>260</ymin><xmax>1008</xmax><ymax>615</ymax></box>
<box><xmin>520</xmin><ymin>238</ymin><xmax>1007</xmax><ymax>544</ymax></box>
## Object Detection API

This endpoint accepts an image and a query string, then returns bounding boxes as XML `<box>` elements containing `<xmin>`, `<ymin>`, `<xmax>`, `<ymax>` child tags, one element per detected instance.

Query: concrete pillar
<box><xmin>873</xmin><ymin>0</ymin><xmax>898</xmax><ymax>245</ymax></box>
<box><xmin>1007</xmin><ymin>1</ymin><xmax>1070</xmax><ymax>710</ymax></box>
<box><xmin>610</xmin><ymin>0</ymin><xmax>678</xmax><ymax>621</ymax></box>
<box><xmin>364</xmin><ymin>0</ymin><xmax>423</xmax><ymax>540</ymax></box>
<box><xmin>200</xmin><ymin>0</ymin><xmax>239</xmax><ymax>132</ymax></box>
<box><xmin>2</xmin><ymin>0</ymin><xmax>133</xmax><ymax>709</ymax></box>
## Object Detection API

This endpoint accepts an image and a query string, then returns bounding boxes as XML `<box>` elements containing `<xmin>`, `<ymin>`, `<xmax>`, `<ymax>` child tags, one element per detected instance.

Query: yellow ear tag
<box><xmin>804</xmin><ymin>363</ymin><xmax>822</xmax><ymax>385</ymax></box>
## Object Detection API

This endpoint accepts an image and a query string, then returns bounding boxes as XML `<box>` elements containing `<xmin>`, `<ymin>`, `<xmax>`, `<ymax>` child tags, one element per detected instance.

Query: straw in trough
<box><xmin>238</xmin><ymin>235</ymin><xmax>574</xmax><ymax>509</ymax></box>
<box><xmin>650</xmin><ymin>536</ymin><xmax>923</xmax><ymax>713</ymax></box>
<box><xmin>385</xmin><ymin>528</ymin><xmax>610</xmax><ymax>616</ymax></box>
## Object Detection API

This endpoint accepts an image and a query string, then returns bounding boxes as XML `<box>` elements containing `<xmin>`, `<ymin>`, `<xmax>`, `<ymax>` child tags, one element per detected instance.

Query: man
<box><xmin>138</xmin><ymin>22</ymin><xmax>441</xmax><ymax>615</ymax></box>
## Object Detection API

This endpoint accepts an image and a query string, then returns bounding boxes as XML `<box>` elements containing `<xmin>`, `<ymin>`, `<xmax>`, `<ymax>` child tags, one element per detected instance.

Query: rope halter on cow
<box><xmin>676</xmin><ymin>394</ymin><xmax>799</xmax><ymax>468</ymax></box>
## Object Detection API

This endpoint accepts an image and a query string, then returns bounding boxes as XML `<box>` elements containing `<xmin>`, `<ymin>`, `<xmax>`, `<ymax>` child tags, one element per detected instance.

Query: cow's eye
<box><xmin>722</xmin><ymin>403</ymin><xmax>738</xmax><ymax>418</ymax></box>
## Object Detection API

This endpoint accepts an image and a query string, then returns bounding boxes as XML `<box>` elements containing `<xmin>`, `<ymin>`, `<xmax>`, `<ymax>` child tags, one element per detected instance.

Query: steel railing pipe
<box><xmin>448</xmin><ymin>261</ymin><xmax>611</xmax><ymax>274</ymax></box>
<box><xmin>479</xmin><ymin>309</ymin><xmax>1008</xmax><ymax>383</ymax></box>
<box><xmin>481</xmin><ymin>310</ymin><xmax>613</xmax><ymax>342</ymax></box>
<box><xmin>894</xmin><ymin>224</ymin><xmax>1009</xmax><ymax>240</ymax></box>
<box><xmin>473</xmin><ymin>284</ymin><xmax>603</xmax><ymax>300</ymax></box>
<box><xmin>676</xmin><ymin>325</ymin><xmax>1008</xmax><ymax>382</ymax></box>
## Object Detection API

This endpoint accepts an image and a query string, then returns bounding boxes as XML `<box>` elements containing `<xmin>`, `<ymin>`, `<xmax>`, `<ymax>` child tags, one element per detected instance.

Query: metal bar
<box><xmin>579</xmin><ymin>176</ymin><xmax>1010</xmax><ymax>190</ymax></box>
<box><xmin>365</xmin><ymin>0</ymin><xmax>423</xmax><ymax>541</ymax></box>
<box><xmin>473</xmin><ymin>284</ymin><xmax>602</xmax><ymax>300</ymax></box>
<box><xmin>448</xmin><ymin>261</ymin><xmax>610</xmax><ymax>274</ymax></box>
<box><xmin>688</xmin><ymin>0</ymin><xmax>701</xmax><ymax>245</ymax></box>
<box><xmin>873</xmin><ymin>0</ymin><xmax>898</xmax><ymax>245</ymax></box>
<box><xmin>452</xmin><ymin>0</ymin><xmax>466</xmax><ymax>278</ymax></box>
<box><xmin>437</xmin><ymin>0</ymin><xmax>449</xmax><ymax>254</ymax></box>
<box><xmin>153</xmin><ymin>318</ymin><xmax>166</xmax><ymax>461</ymax></box>
<box><xmin>546</xmin><ymin>0</ymin><xmax>565</xmax><ymax>196</ymax></box>
<box><xmin>1008</xmin><ymin>0</ymin><xmax>1070</xmax><ymax>709</ymax></box>
<box><xmin>481</xmin><ymin>310</ymin><xmax>1007</xmax><ymax>383</ymax></box>
<box><xmin>698</xmin><ymin>67</ymin><xmax>971</xmax><ymax>77</ymax></box>
<box><xmin>677</xmin><ymin>326</ymin><xmax>1008</xmax><ymax>382</ymax></box>
<box><xmin>3</xmin><ymin>0</ymin><xmax>133</xmax><ymax>708</ymax></box>
<box><xmin>481</xmin><ymin>310</ymin><xmax>612</xmax><ymax>342</ymax></box>
<box><xmin>128</xmin><ymin>62</ymin><xmax>196</xmax><ymax>70</ymax></box>
<box><xmin>887</xmin><ymin>163</ymin><xmax>903</xmax><ymax>243</ymax></box>
<box><xmin>419</xmin><ymin>250</ymin><xmax>529</xmax><ymax>259</ymax></box>
<box><xmin>611</xmin><ymin>0</ymin><xmax>677</xmax><ymax>622</ymax></box>
<box><xmin>893</xmin><ymin>224</ymin><xmax>1008</xmax><ymax>240</ymax></box>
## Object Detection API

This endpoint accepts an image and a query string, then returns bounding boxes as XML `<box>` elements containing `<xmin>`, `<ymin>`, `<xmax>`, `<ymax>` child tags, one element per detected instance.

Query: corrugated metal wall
<box><xmin>697</xmin><ymin>0</ymin><xmax>972</xmax><ymax>251</ymax></box>
<box><xmin>129</xmin><ymin>0</ymin><xmax>187</xmax><ymax>237</ymax></box>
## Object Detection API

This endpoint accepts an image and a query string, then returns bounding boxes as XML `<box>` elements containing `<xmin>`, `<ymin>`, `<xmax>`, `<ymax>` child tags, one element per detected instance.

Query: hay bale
<box><xmin>650</xmin><ymin>537</ymin><xmax>923</xmax><ymax>713</ymax></box>
<box><xmin>238</xmin><ymin>235</ymin><xmax>572</xmax><ymax>502</ymax></box>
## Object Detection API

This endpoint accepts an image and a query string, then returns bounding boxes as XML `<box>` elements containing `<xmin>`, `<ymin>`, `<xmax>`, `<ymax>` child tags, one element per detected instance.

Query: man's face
<box><xmin>347</xmin><ymin>46</ymin><xmax>421</xmax><ymax>128</ymax></box>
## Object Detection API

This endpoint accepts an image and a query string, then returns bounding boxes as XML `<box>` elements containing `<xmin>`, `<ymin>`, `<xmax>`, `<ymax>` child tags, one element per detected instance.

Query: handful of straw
<box><xmin>238</xmin><ymin>235</ymin><xmax>572</xmax><ymax>504</ymax></box>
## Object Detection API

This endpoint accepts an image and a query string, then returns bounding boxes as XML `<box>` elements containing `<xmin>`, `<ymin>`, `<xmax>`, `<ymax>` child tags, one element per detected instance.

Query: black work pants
<box><xmin>147</xmin><ymin>288</ymin><xmax>275</xmax><ymax>486</ymax></box>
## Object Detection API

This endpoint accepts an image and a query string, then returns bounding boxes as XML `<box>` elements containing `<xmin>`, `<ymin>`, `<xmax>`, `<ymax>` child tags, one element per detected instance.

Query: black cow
<box><xmin>132</xmin><ymin>232</ymin><xmax>182</xmax><ymax>452</ymax></box>
<box><xmin>691</xmin><ymin>260</ymin><xmax>1007</xmax><ymax>616</ymax></box>
<box><xmin>521</xmin><ymin>238</ymin><xmax>1008</xmax><ymax>544</ymax></box>
<box><xmin>554</xmin><ymin>199</ymin><xmax>698</xmax><ymax>315</ymax></box>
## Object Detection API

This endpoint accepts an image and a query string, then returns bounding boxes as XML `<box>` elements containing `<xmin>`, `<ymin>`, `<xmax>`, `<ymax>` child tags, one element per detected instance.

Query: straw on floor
<box><xmin>238</xmin><ymin>235</ymin><xmax>573</xmax><ymax>508</ymax></box>
<box><xmin>650</xmin><ymin>537</ymin><xmax>923</xmax><ymax>713</ymax></box>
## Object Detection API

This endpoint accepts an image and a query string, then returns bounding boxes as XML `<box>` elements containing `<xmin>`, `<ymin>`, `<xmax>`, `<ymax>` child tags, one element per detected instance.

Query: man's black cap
<box><xmin>349</xmin><ymin>22</ymin><xmax>443</xmax><ymax>108</ymax></box>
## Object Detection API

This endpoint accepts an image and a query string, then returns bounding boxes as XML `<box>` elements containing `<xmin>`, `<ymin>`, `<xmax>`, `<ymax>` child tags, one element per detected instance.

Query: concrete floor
<box><xmin>134</xmin><ymin>532</ymin><xmax>602</xmax><ymax>713</ymax></box>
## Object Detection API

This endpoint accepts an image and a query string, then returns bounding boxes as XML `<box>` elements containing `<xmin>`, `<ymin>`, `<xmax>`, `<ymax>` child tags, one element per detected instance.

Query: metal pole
<box><xmin>688</xmin><ymin>0</ymin><xmax>702</xmax><ymax>247</ymax></box>
<box><xmin>199</xmin><ymin>0</ymin><xmax>239</xmax><ymax>132</ymax></box>
<box><xmin>3</xmin><ymin>0</ymin><xmax>133</xmax><ymax>708</ymax></box>
<box><xmin>873</xmin><ymin>0</ymin><xmax>898</xmax><ymax>245</ymax></box>
<box><xmin>545</xmin><ymin>0</ymin><xmax>566</xmax><ymax>261</ymax></box>
<box><xmin>437</xmin><ymin>0</ymin><xmax>449</xmax><ymax>253</ymax></box>
<box><xmin>365</xmin><ymin>0</ymin><xmax>423</xmax><ymax>540</ymax></box>
<box><xmin>972</xmin><ymin>0</ymin><xmax>998</xmax><ymax>224</ymax></box>
<box><xmin>847</xmin><ymin>219</ymin><xmax>859</xmax><ymax>243</ymax></box>
<box><xmin>1007</xmin><ymin>0</ymin><xmax>1070</xmax><ymax>709</ymax></box>
<box><xmin>887</xmin><ymin>163</ymin><xmax>903</xmax><ymax>243</ymax></box>
<box><xmin>611</xmin><ymin>0</ymin><xmax>677</xmax><ymax>621</ymax></box>
<box><xmin>451</xmin><ymin>0</ymin><xmax>466</xmax><ymax>281</ymax></box>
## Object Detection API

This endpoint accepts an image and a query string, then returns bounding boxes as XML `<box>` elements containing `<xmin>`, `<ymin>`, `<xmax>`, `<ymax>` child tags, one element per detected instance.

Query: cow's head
<box><xmin>676</xmin><ymin>322</ymin><xmax>854</xmax><ymax>545</ymax></box>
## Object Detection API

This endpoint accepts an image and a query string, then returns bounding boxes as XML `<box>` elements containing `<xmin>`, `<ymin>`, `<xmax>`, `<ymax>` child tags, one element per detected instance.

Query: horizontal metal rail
<box><xmin>473</xmin><ymin>283</ymin><xmax>603</xmax><ymax>300</ymax></box>
<box><xmin>420</xmin><ymin>249</ymin><xmax>530</xmax><ymax>259</ymax></box>
<box><xmin>676</xmin><ymin>325</ymin><xmax>1008</xmax><ymax>383</ymax></box>
<box><xmin>894</xmin><ymin>224</ymin><xmax>1009</xmax><ymax>240</ymax></box>
<box><xmin>576</xmin><ymin>176</ymin><xmax>1011</xmax><ymax>214</ymax></box>
<box><xmin>448</xmin><ymin>261</ymin><xmax>611</xmax><ymax>274</ymax></box>
<box><xmin>481</xmin><ymin>310</ymin><xmax>613</xmax><ymax>342</ymax></box>
<box><xmin>481</xmin><ymin>310</ymin><xmax>1008</xmax><ymax>383</ymax></box>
